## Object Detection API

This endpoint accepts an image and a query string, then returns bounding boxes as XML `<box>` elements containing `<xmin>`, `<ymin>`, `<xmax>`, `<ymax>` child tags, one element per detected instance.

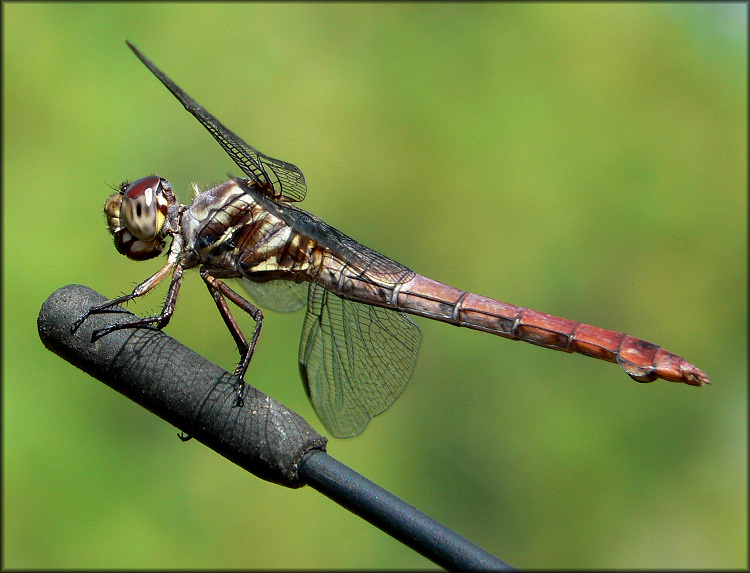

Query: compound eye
<box><xmin>120</xmin><ymin>176</ymin><xmax>168</xmax><ymax>241</ymax></box>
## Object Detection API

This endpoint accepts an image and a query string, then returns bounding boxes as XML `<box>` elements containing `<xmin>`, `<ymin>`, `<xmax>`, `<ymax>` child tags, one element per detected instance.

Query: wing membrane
<box><xmin>298</xmin><ymin>283</ymin><xmax>422</xmax><ymax>438</ymax></box>
<box><xmin>240</xmin><ymin>279</ymin><xmax>307</xmax><ymax>313</ymax></box>
<box><xmin>127</xmin><ymin>41</ymin><xmax>307</xmax><ymax>202</ymax></box>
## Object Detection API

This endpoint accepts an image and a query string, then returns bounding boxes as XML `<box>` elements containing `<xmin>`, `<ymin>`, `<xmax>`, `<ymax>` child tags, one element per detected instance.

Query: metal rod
<box><xmin>38</xmin><ymin>284</ymin><xmax>514</xmax><ymax>570</ymax></box>
<box><xmin>299</xmin><ymin>449</ymin><xmax>515</xmax><ymax>571</ymax></box>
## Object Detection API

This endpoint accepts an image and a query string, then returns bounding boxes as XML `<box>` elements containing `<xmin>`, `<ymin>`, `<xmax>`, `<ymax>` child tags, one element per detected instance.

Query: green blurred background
<box><xmin>4</xmin><ymin>3</ymin><xmax>746</xmax><ymax>569</ymax></box>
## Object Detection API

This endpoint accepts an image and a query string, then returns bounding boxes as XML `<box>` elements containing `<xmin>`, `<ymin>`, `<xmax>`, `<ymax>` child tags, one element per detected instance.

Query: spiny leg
<box><xmin>200</xmin><ymin>268</ymin><xmax>264</xmax><ymax>407</ymax></box>
<box><xmin>72</xmin><ymin>261</ymin><xmax>183</xmax><ymax>340</ymax></box>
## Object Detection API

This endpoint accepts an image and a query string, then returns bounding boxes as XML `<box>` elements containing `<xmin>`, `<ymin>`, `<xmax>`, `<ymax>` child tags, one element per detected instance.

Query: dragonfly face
<box><xmin>105</xmin><ymin>175</ymin><xmax>173</xmax><ymax>261</ymax></box>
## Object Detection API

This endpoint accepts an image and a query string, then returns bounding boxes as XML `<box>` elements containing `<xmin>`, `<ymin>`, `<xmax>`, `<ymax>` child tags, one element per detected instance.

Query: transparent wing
<box><xmin>240</xmin><ymin>279</ymin><xmax>307</xmax><ymax>313</ymax></box>
<box><xmin>127</xmin><ymin>41</ymin><xmax>307</xmax><ymax>203</ymax></box>
<box><xmin>298</xmin><ymin>283</ymin><xmax>422</xmax><ymax>438</ymax></box>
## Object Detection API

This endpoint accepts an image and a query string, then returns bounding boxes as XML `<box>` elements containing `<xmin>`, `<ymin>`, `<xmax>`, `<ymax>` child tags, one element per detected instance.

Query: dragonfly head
<box><xmin>105</xmin><ymin>175</ymin><xmax>171</xmax><ymax>260</ymax></box>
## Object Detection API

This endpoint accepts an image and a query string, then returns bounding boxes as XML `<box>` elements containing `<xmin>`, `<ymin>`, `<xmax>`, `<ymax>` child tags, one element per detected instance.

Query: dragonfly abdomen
<box><xmin>395</xmin><ymin>274</ymin><xmax>709</xmax><ymax>387</ymax></box>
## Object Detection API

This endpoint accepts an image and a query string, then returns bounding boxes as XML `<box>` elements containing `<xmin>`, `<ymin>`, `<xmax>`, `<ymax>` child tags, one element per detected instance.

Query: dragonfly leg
<box><xmin>200</xmin><ymin>268</ymin><xmax>264</xmax><ymax>408</ymax></box>
<box><xmin>72</xmin><ymin>261</ymin><xmax>183</xmax><ymax>340</ymax></box>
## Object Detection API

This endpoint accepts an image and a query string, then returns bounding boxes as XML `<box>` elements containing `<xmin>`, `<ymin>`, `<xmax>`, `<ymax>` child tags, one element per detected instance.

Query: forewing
<box><xmin>240</xmin><ymin>279</ymin><xmax>307</xmax><ymax>313</ymax></box>
<box><xmin>298</xmin><ymin>283</ymin><xmax>422</xmax><ymax>438</ymax></box>
<box><xmin>127</xmin><ymin>41</ymin><xmax>307</xmax><ymax>202</ymax></box>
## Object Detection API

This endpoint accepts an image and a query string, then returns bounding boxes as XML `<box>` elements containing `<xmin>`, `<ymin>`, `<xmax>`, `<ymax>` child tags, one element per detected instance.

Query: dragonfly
<box><xmin>75</xmin><ymin>42</ymin><xmax>710</xmax><ymax>438</ymax></box>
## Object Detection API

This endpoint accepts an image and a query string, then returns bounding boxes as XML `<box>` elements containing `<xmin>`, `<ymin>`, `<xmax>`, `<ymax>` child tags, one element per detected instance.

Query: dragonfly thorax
<box><xmin>105</xmin><ymin>175</ymin><xmax>174</xmax><ymax>261</ymax></box>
